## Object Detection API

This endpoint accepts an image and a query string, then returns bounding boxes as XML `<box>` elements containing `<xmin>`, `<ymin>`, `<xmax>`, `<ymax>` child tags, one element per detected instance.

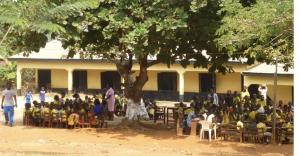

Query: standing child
<box><xmin>39</xmin><ymin>87</ymin><xmax>46</xmax><ymax>107</ymax></box>
<box><xmin>24</xmin><ymin>90</ymin><xmax>33</xmax><ymax>110</ymax></box>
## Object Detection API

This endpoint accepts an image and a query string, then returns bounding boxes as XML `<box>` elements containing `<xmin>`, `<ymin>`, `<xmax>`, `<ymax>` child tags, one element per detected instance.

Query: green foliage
<box><xmin>0</xmin><ymin>0</ymin><xmax>99</xmax><ymax>85</ymax></box>
<box><xmin>0</xmin><ymin>62</ymin><xmax>16</xmax><ymax>83</ymax></box>
<box><xmin>215</xmin><ymin>0</ymin><xmax>293</xmax><ymax>70</ymax></box>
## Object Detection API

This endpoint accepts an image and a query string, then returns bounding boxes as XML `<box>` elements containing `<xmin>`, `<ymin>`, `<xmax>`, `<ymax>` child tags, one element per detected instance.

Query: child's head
<box><xmin>233</xmin><ymin>91</ymin><xmax>238</xmax><ymax>96</ymax></box>
<box><xmin>278</xmin><ymin>100</ymin><xmax>283</xmax><ymax>106</ymax></box>
<box><xmin>260</xmin><ymin>95</ymin><xmax>264</xmax><ymax>100</ymax></box>
<box><xmin>61</xmin><ymin>92</ymin><xmax>66</xmax><ymax>98</ymax></box>
<box><xmin>73</xmin><ymin>93</ymin><xmax>80</xmax><ymax>99</ymax></box>
<box><xmin>54</xmin><ymin>95</ymin><xmax>60</xmax><ymax>102</ymax></box>
<box><xmin>41</xmin><ymin>86</ymin><xmax>45</xmax><ymax>90</ymax></box>
<box><xmin>227</xmin><ymin>90</ymin><xmax>232</xmax><ymax>95</ymax></box>
<box><xmin>243</xmin><ymin>86</ymin><xmax>248</xmax><ymax>92</ymax></box>
<box><xmin>33</xmin><ymin>100</ymin><xmax>38</xmax><ymax>107</ymax></box>
<box><xmin>94</xmin><ymin>99</ymin><xmax>100</xmax><ymax>105</ymax></box>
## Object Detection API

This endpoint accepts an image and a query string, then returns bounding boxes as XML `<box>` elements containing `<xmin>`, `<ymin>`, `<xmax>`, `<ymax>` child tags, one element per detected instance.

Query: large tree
<box><xmin>0</xmin><ymin>0</ymin><xmax>293</xmax><ymax>120</ymax></box>
<box><xmin>58</xmin><ymin>0</ymin><xmax>226</xmax><ymax>119</ymax></box>
<box><xmin>215</xmin><ymin>0</ymin><xmax>293</xmax><ymax>70</ymax></box>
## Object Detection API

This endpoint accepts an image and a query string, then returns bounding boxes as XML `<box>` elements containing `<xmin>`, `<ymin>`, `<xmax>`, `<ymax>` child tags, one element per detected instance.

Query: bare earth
<box><xmin>0</xmin><ymin>95</ymin><xmax>293</xmax><ymax>156</ymax></box>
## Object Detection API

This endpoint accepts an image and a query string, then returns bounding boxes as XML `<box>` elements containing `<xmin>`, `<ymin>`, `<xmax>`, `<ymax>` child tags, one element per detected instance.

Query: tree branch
<box><xmin>0</xmin><ymin>26</ymin><xmax>12</xmax><ymax>47</ymax></box>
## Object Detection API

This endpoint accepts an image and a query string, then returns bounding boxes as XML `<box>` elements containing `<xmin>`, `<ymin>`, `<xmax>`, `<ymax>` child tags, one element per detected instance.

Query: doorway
<box><xmin>73</xmin><ymin>70</ymin><xmax>87</xmax><ymax>91</ymax></box>
<box><xmin>38</xmin><ymin>69</ymin><xmax>51</xmax><ymax>90</ymax></box>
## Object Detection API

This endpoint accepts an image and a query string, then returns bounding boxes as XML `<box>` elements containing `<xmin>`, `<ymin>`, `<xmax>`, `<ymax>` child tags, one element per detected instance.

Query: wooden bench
<box><xmin>220</xmin><ymin>123</ymin><xmax>242</xmax><ymax>142</ymax></box>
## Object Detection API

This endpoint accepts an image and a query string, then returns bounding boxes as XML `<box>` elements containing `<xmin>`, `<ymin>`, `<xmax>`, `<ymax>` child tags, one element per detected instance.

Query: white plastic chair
<box><xmin>207</xmin><ymin>114</ymin><xmax>215</xmax><ymax>123</ymax></box>
<box><xmin>199</xmin><ymin>121</ymin><xmax>216</xmax><ymax>141</ymax></box>
<box><xmin>202</xmin><ymin>113</ymin><xmax>207</xmax><ymax>120</ymax></box>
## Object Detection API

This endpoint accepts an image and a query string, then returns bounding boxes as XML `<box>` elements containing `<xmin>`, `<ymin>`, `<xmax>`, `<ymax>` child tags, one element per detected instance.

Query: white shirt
<box><xmin>207</xmin><ymin>114</ymin><xmax>215</xmax><ymax>122</ymax></box>
<box><xmin>258</xmin><ymin>87</ymin><xmax>268</xmax><ymax>100</ymax></box>
<box><xmin>2</xmin><ymin>89</ymin><xmax>16</xmax><ymax>106</ymax></box>
<box><xmin>257</xmin><ymin>106</ymin><xmax>265</xmax><ymax>114</ymax></box>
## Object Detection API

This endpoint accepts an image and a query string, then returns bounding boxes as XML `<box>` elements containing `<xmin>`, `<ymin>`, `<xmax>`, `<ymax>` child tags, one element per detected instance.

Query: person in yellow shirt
<box><xmin>257</xmin><ymin>95</ymin><xmax>266</xmax><ymax>108</ymax></box>
<box><xmin>241</xmin><ymin>86</ymin><xmax>250</xmax><ymax>100</ymax></box>
<box><xmin>249</xmin><ymin>109</ymin><xmax>257</xmax><ymax>121</ymax></box>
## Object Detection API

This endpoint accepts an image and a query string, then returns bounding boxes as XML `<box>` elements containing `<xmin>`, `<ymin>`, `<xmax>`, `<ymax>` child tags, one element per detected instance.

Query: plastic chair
<box><xmin>202</xmin><ymin>113</ymin><xmax>207</xmax><ymax>120</ymax></box>
<box><xmin>207</xmin><ymin>114</ymin><xmax>215</xmax><ymax>123</ymax></box>
<box><xmin>199</xmin><ymin>121</ymin><xmax>216</xmax><ymax>141</ymax></box>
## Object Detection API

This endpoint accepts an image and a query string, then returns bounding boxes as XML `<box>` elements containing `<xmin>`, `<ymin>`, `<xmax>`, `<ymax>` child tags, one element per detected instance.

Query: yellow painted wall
<box><xmin>184</xmin><ymin>72</ymin><xmax>199</xmax><ymax>92</ymax></box>
<box><xmin>266</xmin><ymin>85</ymin><xmax>293</xmax><ymax>104</ymax></box>
<box><xmin>17</xmin><ymin>60</ymin><xmax>249</xmax><ymax>73</ymax></box>
<box><xmin>143</xmin><ymin>71</ymin><xmax>158</xmax><ymax>91</ymax></box>
<box><xmin>51</xmin><ymin>69</ymin><xmax>68</xmax><ymax>88</ymax></box>
<box><xmin>216</xmin><ymin>72</ymin><xmax>241</xmax><ymax>93</ymax></box>
<box><xmin>244</xmin><ymin>75</ymin><xmax>293</xmax><ymax>86</ymax></box>
<box><xmin>87</xmin><ymin>70</ymin><xmax>101</xmax><ymax>89</ymax></box>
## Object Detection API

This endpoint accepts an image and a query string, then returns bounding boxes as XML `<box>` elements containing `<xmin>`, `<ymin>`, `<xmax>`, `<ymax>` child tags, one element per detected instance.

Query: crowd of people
<box><xmin>179</xmin><ymin>85</ymin><xmax>293</xmax><ymax>144</ymax></box>
<box><xmin>0</xmin><ymin>81</ymin><xmax>294</xmax><ymax>144</ymax></box>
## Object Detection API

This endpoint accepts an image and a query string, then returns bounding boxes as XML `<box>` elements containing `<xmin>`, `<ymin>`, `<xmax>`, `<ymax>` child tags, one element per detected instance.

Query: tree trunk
<box><xmin>116</xmin><ymin>54</ymin><xmax>149</xmax><ymax>120</ymax></box>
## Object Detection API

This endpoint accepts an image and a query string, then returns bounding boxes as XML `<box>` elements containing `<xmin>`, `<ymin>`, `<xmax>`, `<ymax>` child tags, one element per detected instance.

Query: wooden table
<box><xmin>154</xmin><ymin>106</ymin><xmax>166</xmax><ymax>124</ymax></box>
<box><xmin>190</xmin><ymin>119</ymin><xmax>200</xmax><ymax>136</ymax></box>
<box><xmin>166</xmin><ymin>107</ymin><xmax>178</xmax><ymax>125</ymax></box>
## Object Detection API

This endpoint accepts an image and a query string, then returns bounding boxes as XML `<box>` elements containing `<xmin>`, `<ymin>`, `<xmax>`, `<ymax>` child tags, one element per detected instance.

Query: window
<box><xmin>101</xmin><ymin>71</ymin><xmax>121</xmax><ymax>90</ymax></box>
<box><xmin>73</xmin><ymin>70</ymin><xmax>87</xmax><ymax>90</ymax></box>
<box><xmin>199</xmin><ymin>73</ymin><xmax>214</xmax><ymax>92</ymax></box>
<box><xmin>157</xmin><ymin>72</ymin><xmax>177</xmax><ymax>91</ymax></box>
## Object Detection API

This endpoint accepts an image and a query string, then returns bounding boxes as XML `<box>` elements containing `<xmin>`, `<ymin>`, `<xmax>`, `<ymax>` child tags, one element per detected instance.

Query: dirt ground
<box><xmin>0</xmin><ymin>110</ymin><xmax>293</xmax><ymax>156</ymax></box>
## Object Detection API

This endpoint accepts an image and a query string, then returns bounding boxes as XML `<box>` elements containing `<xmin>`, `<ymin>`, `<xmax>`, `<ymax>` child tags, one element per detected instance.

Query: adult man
<box><xmin>1</xmin><ymin>82</ymin><xmax>18</xmax><ymax>126</ymax></box>
<box><xmin>258</xmin><ymin>84</ymin><xmax>268</xmax><ymax>101</ymax></box>
<box><xmin>105</xmin><ymin>84</ymin><xmax>115</xmax><ymax>120</ymax></box>
<box><xmin>208</xmin><ymin>88</ymin><xmax>218</xmax><ymax>106</ymax></box>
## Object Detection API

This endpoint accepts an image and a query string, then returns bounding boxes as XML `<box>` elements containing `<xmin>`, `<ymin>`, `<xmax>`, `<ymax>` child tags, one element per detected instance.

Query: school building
<box><xmin>8</xmin><ymin>40</ymin><xmax>294</xmax><ymax>103</ymax></box>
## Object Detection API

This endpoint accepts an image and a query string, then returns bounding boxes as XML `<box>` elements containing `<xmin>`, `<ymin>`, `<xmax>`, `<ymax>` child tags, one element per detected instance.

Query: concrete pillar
<box><xmin>16</xmin><ymin>67</ymin><xmax>22</xmax><ymax>95</ymax></box>
<box><xmin>121</xmin><ymin>77</ymin><xmax>125</xmax><ymax>89</ymax></box>
<box><xmin>35</xmin><ymin>69</ymin><xmax>38</xmax><ymax>92</ymax></box>
<box><xmin>178</xmin><ymin>71</ymin><xmax>185</xmax><ymax>102</ymax></box>
<box><xmin>67</xmin><ymin>69</ymin><xmax>73</xmax><ymax>93</ymax></box>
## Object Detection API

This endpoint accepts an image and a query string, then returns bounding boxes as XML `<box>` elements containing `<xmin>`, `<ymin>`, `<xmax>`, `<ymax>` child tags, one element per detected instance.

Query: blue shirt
<box><xmin>93</xmin><ymin>104</ymin><xmax>101</xmax><ymax>115</ymax></box>
<box><xmin>25</xmin><ymin>92</ymin><xmax>33</xmax><ymax>103</ymax></box>
<box><xmin>186</xmin><ymin>112</ymin><xmax>196</xmax><ymax>127</ymax></box>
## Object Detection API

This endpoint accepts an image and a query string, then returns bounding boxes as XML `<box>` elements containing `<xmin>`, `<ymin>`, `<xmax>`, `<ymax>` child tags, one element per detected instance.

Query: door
<box><xmin>248</xmin><ymin>84</ymin><xmax>259</xmax><ymax>98</ymax></box>
<box><xmin>199</xmin><ymin>73</ymin><xmax>214</xmax><ymax>93</ymax></box>
<box><xmin>157</xmin><ymin>72</ymin><xmax>177</xmax><ymax>91</ymax></box>
<box><xmin>73</xmin><ymin>70</ymin><xmax>87</xmax><ymax>91</ymax></box>
<box><xmin>38</xmin><ymin>69</ymin><xmax>51</xmax><ymax>90</ymax></box>
<box><xmin>101</xmin><ymin>71</ymin><xmax>121</xmax><ymax>90</ymax></box>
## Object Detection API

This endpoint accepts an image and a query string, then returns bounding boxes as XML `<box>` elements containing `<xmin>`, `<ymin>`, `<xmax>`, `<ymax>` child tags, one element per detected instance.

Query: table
<box><xmin>166</xmin><ymin>107</ymin><xmax>178</xmax><ymax>125</ymax></box>
<box><xmin>154</xmin><ymin>106</ymin><xmax>166</xmax><ymax>124</ymax></box>
<box><xmin>190</xmin><ymin>119</ymin><xmax>200</xmax><ymax>136</ymax></box>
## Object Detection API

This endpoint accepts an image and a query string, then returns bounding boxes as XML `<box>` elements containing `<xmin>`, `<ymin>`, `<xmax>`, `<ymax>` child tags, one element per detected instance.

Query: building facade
<box><xmin>8</xmin><ymin>40</ymin><xmax>294</xmax><ymax>103</ymax></box>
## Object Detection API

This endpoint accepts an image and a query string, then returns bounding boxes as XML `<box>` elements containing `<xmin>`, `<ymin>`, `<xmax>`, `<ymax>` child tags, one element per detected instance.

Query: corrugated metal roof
<box><xmin>243</xmin><ymin>63</ymin><xmax>293</xmax><ymax>75</ymax></box>
<box><xmin>8</xmin><ymin>40</ymin><xmax>246</xmax><ymax>64</ymax></box>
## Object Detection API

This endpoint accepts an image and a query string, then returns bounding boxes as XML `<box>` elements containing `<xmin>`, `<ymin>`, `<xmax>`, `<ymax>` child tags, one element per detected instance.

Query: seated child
<box><xmin>31</xmin><ymin>101</ymin><xmax>41</xmax><ymax>125</ymax></box>
<box><xmin>256</xmin><ymin>119</ymin><xmax>272</xmax><ymax>144</ymax></box>
<box><xmin>67</xmin><ymin>109</ymin><xmax>80</xmax><ymax>128</ymax></box>
<box><xmin>280</xmin><ymin>118</ymin><xmax>293</xmax><ymax>144</ymax></box>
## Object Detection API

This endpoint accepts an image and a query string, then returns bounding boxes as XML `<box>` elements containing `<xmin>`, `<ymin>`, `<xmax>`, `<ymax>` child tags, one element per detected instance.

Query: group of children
<box><xmin>23</xmin><ymin>88</ymin><xmax>126</xmax><ymax>128</ymax></box>
<box><xmin>177</xmin><ymin>86</ymin><xmax>293</xmax><ymax>144</ymax></box>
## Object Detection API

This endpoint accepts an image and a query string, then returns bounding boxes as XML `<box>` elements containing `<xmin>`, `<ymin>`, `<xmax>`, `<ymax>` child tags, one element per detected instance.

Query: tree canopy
<box><xmin>0</xmin><ymin>0</ymin><xmax>294</xmax><ymax>100</ymax></box>
<box><xmin>215</xmin><ymin>0</ymin><xmax>293</xmax><ymax>70</ymax></box>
